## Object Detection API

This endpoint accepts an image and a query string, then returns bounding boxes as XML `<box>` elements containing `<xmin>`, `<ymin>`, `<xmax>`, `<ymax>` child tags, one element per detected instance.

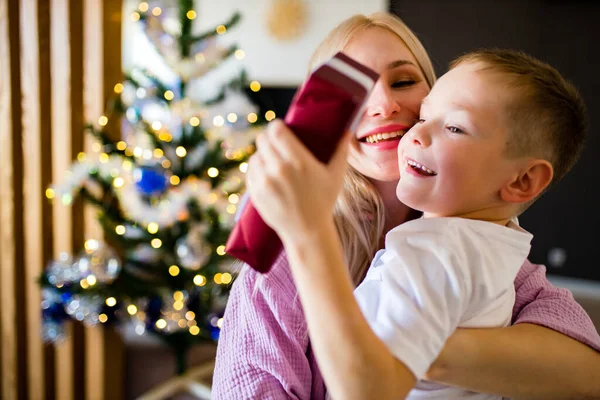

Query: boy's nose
<box><xmin>408</xmin><ymin>123</ymin><xmax>432</xmax><ymax>147</ymax></box>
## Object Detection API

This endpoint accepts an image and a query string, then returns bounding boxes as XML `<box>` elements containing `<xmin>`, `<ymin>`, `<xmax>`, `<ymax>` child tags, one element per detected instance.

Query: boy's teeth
<box><xmin>407</xmin><ymin>159</ymin><xmax>436</xmax><ymax>175</ymax></box>
<box><xmin>365</xmin><ymin>130</ymin><xmax>404</xmax><ymax>143</ymax></box>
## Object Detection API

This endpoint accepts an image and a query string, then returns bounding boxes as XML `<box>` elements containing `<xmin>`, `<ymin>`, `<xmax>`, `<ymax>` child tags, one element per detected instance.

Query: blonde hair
<box><xmin>309</xmin><ymin>12</ymin><xmax>436</xmax><ymax>285</ymax></box>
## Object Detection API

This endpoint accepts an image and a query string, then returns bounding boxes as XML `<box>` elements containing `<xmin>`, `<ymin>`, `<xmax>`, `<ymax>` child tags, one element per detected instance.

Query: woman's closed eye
<box><xmin>391</xmin><ymin>79</ymin><xmax>417</xmax><ymax>89</ymax></box>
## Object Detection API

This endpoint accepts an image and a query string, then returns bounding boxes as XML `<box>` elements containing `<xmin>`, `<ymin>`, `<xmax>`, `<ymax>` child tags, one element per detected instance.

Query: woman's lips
<box><xmin>359</xmin><ymin>124</ymin><xmax>411</xmax><ymax>139</ymax></box>
<box><xmin>361</xmin><ymin>137</ymin><xmax>402</xmax><ymax>150</ymax></box>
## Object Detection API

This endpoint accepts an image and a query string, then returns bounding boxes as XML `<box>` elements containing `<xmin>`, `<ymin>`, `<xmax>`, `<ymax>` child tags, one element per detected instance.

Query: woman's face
<box><xmin>344</xmin><ymin>27</ymin><xmax>430</xmax><ymax>183</ymax></box>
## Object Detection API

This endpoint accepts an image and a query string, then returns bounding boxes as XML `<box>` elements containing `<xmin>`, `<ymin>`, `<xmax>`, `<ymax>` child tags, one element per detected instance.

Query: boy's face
<box><xmin>396</xmin><ymin>62</ymin><xmax>520</xmax><ymax>218</ymax></box>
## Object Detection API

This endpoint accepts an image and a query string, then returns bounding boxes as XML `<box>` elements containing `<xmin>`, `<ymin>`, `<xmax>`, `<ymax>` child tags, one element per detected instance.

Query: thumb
<box><xmin>328</xmin><ymin>131</ymin><xmax>351</xmax><ymax>177</ymax></box>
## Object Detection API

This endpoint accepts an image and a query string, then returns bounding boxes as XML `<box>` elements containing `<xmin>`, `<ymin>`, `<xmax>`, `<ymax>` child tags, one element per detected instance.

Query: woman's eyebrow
<box><xmin>387</xmin><ymin>60</ymin><xmax>416</xmax><ymax>69</ymax></box>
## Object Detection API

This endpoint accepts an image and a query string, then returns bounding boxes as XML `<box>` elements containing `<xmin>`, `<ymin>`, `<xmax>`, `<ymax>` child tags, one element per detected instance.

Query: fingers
<box><xmin>264</xmin><ymin>119</ymin><xmax>310</xmax><ymax>166</ymax></box>
<box><xmin>255</xmin><ymin>133</ymin><xmax>281</xmax><ymax>173</ymax></box>
<box><xmin>247</xmin><ymin>148</ymin><xmax>286</xmax><ymax>212</ymax></box>
<box><xmin>254</xmin><ymin>119</ymin><xmax>350</xmax><ymax>179</ymax></box>
<box><xmin>246</xmin><ymin>151</ymin><xmax>264</xmax><ymax>191</ymax></box>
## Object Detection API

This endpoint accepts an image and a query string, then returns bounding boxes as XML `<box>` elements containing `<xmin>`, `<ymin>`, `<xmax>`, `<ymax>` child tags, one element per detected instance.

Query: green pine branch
<box><xmin>184</xmin><ymin>12</ymin><xmax>241</xmax><ymax>46</ymax></box>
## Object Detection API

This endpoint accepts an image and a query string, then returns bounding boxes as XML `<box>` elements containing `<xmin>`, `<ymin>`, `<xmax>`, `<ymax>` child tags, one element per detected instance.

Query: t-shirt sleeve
<box><xmin>354</xmin><ymin>230</ymin><xmax>473</xmax><ymax>379</ymax></box>
<box><xmin>513</xmin><ymin>260</ymin><xmax>600</xmax><ymax>351</ymax></box>
<box><xmin>212</xmin><ymin>253</ymin><xmax>318</xmax><ymax>399</ymax></box>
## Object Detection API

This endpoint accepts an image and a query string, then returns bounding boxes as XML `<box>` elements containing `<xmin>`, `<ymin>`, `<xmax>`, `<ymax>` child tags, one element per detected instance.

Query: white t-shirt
<box><xmin>354</xmin><ymin>217</ymin><xmax>533</xmax><ymax>399</ymax></box>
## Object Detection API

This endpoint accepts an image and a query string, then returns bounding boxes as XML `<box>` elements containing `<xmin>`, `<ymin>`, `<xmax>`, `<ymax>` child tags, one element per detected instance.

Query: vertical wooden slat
<box><xmin>103</xmin><ymin>0</ymin><xmax>123</xmax><ymax>116</ymax></box>
<box><xmin>51</xmin><ymin>0</ymin><xmax>76</xmax><ymax>398</ymax></box>
<box><xmin>38</xmin><ymin>0</ymin><xmax>57</xmax><ymax>398</ymax></box>
<box><xmin>0</xmin><ymin>0</ymin><xmax>22</xmax><ymax>398</ymax></box>
<box><xmin>102</xmin><ymin>5</ymin><xmax>126</xmax><ymax>397</ymax></box>
<box><xmin>0</xmin><ymin>0</ymin><xmax>11</xmax><ymax>396</ymax></box>
<box><xmin>83</xmin><ymin>0</ymin><xmax>106</xmax><ymax>397</ymax></box>
<box><xmin>20</xmin><ymin>0</ymin><xmax>50</xmax><ymax>397</ymax></box>
<box><xmin>83</xmin><ymin>1</ymin><xmax>106</xmax><ymax>397</ymax></box>
<box><xmin>69</xmin><ymin>1</ymin><xmax>87</xmax><ymax>398</ymax></box>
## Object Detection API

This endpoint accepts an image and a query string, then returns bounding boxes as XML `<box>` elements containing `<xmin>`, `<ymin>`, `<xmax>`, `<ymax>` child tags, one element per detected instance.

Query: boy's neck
<box><xmin>423</xmin><ymin>205</ymin><xmax>518</xmax><ymax>227</ymax></box>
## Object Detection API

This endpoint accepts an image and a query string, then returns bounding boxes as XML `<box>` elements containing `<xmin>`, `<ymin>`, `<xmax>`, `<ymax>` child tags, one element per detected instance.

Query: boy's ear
<box><xmin>500</xmin><ymin>159</ymin><xmax>554</xmax><ymax>204</ymax></box>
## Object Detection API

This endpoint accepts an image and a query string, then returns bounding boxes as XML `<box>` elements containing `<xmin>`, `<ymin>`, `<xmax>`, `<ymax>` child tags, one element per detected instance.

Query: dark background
<box><xmin>247</xmin><ymin>0</ymin><xmax>600</xmax><ymax>282</ymax></box>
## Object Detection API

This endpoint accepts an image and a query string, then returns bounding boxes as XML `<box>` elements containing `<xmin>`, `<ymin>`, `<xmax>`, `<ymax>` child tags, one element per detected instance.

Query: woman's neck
<box><xmin>370</xmin><ymin>179</ymin><xmax>420</xmax><ymax>246</ymax></box>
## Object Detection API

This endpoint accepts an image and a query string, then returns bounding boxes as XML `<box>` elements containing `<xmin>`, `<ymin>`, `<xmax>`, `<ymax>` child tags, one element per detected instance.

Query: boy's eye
<box><xmin>392</xmin><ymin>79</ymin><xmax>416</xmax><ymax>88</ymax></box>
<box><xmin>447</xmin><ymin>126</ymin><xmax>464</xmax><ymax>134</ymax></box>
<box><xmin>417</xmin><ymin>119</ymin><xmax>426</xmax><ymax>124</ymax></box>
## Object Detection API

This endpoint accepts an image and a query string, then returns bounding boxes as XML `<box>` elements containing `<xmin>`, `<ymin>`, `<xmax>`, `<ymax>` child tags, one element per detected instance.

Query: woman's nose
<box><xmin>365</xmin><ymin>82</ymin><xmax>401</xmax><ymax>118</ymax></box>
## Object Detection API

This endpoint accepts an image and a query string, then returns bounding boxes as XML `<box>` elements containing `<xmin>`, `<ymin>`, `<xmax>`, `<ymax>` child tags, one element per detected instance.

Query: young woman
<box><xmin>212</xmin><ymin>12</ymin><xmax>600</xmax><ymax>400</ymax></box>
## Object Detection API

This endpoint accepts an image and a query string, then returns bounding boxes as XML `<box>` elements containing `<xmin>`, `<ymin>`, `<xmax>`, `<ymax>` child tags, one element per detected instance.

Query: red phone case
<box><xmin>225</xmin><ymin>52</ymin><xmax>379</xmax><ymax>273</ymax></box>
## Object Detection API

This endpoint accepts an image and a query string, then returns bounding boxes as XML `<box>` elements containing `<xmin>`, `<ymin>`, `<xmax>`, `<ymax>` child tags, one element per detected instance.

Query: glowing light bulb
<box><xmin>250</xmin><ymin>81</ymin><xmax>261</xmax><ymax>92</ymax></box>
<box><xmin>247</xmin><ymin>113</ymin><xmax>258</xmax><ymax>123</ymax></box>
<box><xmin>169</xmin><ymin>265</ymin><xmax>180</xmax><ymax>276</ymax></box>
<box><xmin>235</xmin><ymin>49</ymin><xmax>245</xmax><ymax>60</ymax></box>
<box><xmin>265</xmin><ymin>110</ymin><xmax>276</xmax><ymax>121</ymax></box>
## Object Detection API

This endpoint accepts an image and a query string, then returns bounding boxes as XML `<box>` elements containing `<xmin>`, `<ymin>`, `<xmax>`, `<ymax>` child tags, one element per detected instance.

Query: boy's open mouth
<box><xmin>407</xmin><ymin>158</ymin><xmax>437</xmax><ymax>176</ymax></box>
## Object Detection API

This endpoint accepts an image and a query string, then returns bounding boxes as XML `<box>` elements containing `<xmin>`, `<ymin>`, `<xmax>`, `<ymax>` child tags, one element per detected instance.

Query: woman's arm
<box><xmin>426</xmin><ymin>324</ymin><xmax>600</xmax><ymax>400</ymax></box>
<box><xmin>283</xmin><ymin>219</ymin><xmax>416</xmax><ymax>400</ymax></box>
<box><xmin>426</xmin><ymin>260</ymin><xmax>600</xmax><ymax>399</ymax></box>
<box><xmin>246</xmin><ymin>124</ymin><xmax>417</xmax><ymax>399</ymax></box>
<box><xmin>212</xmin><ymin>254</ymin><xmax>323</xmax><ymax>400</ymax></box>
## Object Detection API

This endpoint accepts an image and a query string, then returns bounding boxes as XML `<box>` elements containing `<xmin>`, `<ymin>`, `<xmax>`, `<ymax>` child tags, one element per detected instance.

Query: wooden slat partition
<box><xmin>1</xmin><ymin>0</ymin><xmax>24</xmax><ymax>399</ymax></box>
<box><xmin>83</xmin><ymin>0</ymin><xmax>106</xmax><ymax>397</ymax></box>
<box><xmin>51</xmin><ymin>0</ymin><xmax>80</xmax><ymax>398</ymax></box>
<box><xmin>0</xmin><ymin>0</ymin><xmax>124</xmax><ymax>398</ymax></box>
<box><xmin>21</xmin><ymin>0</ymin><xmax>51</xmax><ymax>398</ymax></box>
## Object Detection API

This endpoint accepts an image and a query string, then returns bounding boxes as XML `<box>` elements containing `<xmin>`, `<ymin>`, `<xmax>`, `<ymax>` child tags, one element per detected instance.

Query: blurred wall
<box><xmin>388</xmin><ymin>0</ymin><xmax>600</xmax><ymax>283</ymax></box>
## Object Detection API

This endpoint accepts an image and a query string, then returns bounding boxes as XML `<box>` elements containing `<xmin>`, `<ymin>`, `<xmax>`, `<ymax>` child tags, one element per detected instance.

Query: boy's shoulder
<box><xmin>387</xmin><ymin>217</ymin><xmax>529</xmax><ymax>241</ymax></box>
<box><xmin>384</xmin><ymin>217</ymin><xmax>475</xmax><ymax>258</ymax></box>
<box><xmin>386</xmin><ymin>217</ymin><xmax>489</xmax><ymax>242</ymax></box>
<box><xmin>384</xmin><ymin>217</ymin><xmax>531</xmax><ymax>269</ymax></box>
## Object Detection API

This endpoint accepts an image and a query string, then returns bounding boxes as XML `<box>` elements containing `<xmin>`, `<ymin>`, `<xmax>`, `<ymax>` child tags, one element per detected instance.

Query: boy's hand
<box><xmin>247</xmin><ymin>119</ymin><xmax>350</xmax><ymax>243</ymax></box>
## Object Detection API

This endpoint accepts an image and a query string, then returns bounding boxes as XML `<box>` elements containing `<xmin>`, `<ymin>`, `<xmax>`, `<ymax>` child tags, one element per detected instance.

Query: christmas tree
<box><xmin>40</xmin><ymin>0</ymin><xmax>268</xmax><ymax>372</ymax></box>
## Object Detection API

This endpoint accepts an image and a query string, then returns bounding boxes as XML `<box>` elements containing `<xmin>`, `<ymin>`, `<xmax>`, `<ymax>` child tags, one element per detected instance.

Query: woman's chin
<box><xmin>367</xmin><ymin>172</ymin><xmax>400</xmax><ymax>183</ymax></box>
<box><xmin>349</xmin><ymin>163</ymin><xmax>400</xmax><ymax>183</ymax></box>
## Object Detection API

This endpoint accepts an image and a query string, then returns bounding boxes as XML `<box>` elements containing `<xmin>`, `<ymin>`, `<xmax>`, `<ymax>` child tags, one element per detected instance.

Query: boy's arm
<box><xmin>426</xmin><ymin>324</ymin><xmax>600</xmax><ymax>400</ymax></box>
<box><xmin>283</xmin><ymin>218</ymin><xmax>416</xmax><ymax>400</ymax></box>
<box><xmin>426</xmin><ymin>260</ymin><xmax>600</xmax><ymax>399</ymax></box>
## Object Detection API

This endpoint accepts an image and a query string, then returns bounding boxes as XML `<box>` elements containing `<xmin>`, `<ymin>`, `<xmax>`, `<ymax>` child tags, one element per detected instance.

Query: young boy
<box><xmin>246</xmin><ymin>49</ymin><xmax>588</xmax><ymax>399</ymax></box>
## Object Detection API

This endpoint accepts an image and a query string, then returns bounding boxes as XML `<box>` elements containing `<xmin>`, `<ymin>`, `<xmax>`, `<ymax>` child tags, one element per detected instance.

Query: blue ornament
<box><xmin>145</xmin><ymin>296</ymin><xmax>163</xmax><ymax>328</ymax></box>
<box><xmin>60</xmin><ymin>291</ymin><xmax>73</xmax><ymax>304</ymax></box>
<box><xmin>210</xmin><ymin>325</ymin><xmax>220</xmax><ymax>340</ymax></box>
<box><xmin>134</xmin><ymin>167</ymin><xmax>168</xmax><ymax>196</ymax></box>
<box><xmin>42</xmin><ymin>302</ymin><xmax>69</xmax><ymax>322</ymax></box>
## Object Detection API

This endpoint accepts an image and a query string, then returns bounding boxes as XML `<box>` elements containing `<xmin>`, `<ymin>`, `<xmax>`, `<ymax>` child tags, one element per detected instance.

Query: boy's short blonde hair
<box><xmin>450</xmin><ymin>49</ymin><xmax>588</xmax><ymax>187</ymax></box>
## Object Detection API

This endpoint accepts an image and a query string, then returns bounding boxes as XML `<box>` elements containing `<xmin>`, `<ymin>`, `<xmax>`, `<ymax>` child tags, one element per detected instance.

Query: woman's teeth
<box><xmin>364</xmin><ymin>130</ymin><xmax>404</xmax><ymax>143</ymax></box>
<box><xmin>407</xmin><ymin>159</ymin><xmax>437</xmax><ymax>176</ymax></box>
